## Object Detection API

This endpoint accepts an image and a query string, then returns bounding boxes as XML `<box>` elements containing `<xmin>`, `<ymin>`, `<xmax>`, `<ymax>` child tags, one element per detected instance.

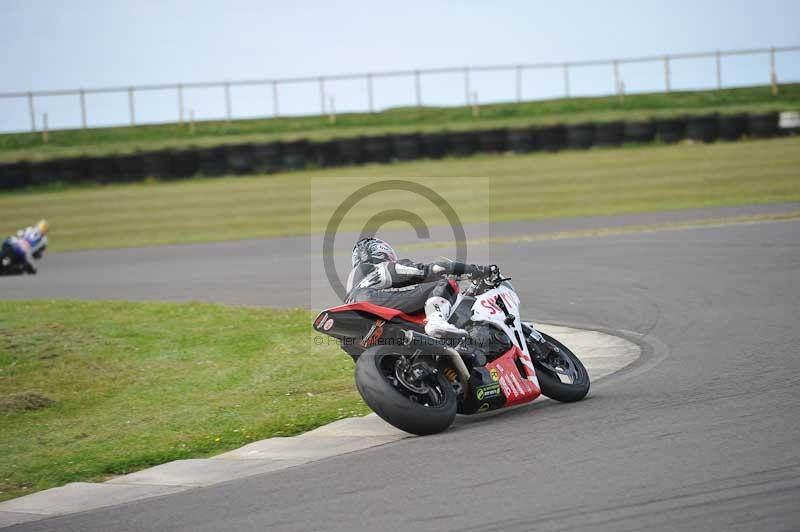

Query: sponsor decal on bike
<box><xmin>489</xmin><ymin>368</ymin><xmax>500</xmax><ymax>382</ymax></box>
<box><xmin>359</xmin><ymin>319</ymin><xmax>386</xmax><ymax>348</ymax></box>
<box><xmin>476</xmin><ymin>383</ymin><xmax>501</xmax><ymax>401</ymax></box>
<box><xmin>478</xmin><ymin>403</ymin><xmax>491</xmax><ymax>412</ymax></box>
<box><xmin>323</xmin><ymin>318</ymin><xmax>335</xmax><ymax>331</ymax></box>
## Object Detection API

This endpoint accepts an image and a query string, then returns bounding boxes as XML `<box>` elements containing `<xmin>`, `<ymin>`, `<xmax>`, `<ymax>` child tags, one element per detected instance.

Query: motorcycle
<box><xmin>312</xmin><ymin>269</ymin><xmax>590</xmax><ymax>435</ymax></box>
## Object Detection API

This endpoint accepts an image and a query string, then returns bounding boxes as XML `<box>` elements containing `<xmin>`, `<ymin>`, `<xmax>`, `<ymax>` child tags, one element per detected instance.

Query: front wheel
<box><xmin>355</xmin><ymin>345</ymin><xmax>457</xmax><ymax>435</ymax></box>
<box><xmin>530</xmin><ymin>332</ymin><xmax>590</xmax><ymax>402</ymax></box>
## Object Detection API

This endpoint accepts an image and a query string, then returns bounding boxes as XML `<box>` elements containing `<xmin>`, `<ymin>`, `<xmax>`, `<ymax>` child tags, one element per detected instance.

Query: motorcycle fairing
<box><xmin>486</xmin><ymin>345</ymin><xmax>541</xmax><ymax>407</ymax></box>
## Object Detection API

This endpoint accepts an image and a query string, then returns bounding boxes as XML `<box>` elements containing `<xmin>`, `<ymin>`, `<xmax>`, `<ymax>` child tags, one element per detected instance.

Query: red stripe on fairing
<box><xmin>327</xmin><ymin>301</ymin><xmax>427</xmax><ymax>324</ymax></box>
<box><xmin>486</xmin><ymin>345</ymin><xmax>541</xmax><ymax>406</ymax></box>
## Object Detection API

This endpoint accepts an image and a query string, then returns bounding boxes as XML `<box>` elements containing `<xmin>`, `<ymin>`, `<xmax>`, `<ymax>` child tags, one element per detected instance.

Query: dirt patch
<box><xmin>0</xmin><ymin>391</ymin><xmax>55</xmax><ymax>414</ymax></box>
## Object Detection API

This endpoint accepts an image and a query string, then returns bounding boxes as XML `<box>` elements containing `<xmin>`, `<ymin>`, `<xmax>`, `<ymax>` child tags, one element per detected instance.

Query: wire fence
<box><xmin>2</xmin><ymin>45</ymin><xmax>799</xmax><ymax>133</ymax></box>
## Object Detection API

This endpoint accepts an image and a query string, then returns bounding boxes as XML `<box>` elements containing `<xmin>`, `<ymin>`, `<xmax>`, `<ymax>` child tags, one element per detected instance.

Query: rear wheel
<box><xmin>529</xmin><ymin>332</ymin><xmax>590</xmax><ymax>402</ymax></box>
<box><xmin>355</xmin><ymin>345</ymin><xmax>457</xmax><ymax>435</ymax></box>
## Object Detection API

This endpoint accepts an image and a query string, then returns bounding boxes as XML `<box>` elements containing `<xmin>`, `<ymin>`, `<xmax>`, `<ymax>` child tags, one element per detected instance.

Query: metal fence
<box><xmin>2</xmin><ymin>45</ymin><xmax>799</xmax><ymax>133</ymax></box>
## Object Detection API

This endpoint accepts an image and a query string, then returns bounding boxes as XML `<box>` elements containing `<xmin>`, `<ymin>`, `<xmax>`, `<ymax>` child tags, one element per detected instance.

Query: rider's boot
<box><xmin>424</xmin><ymin>297</ymin><xmax>466</xmax><ymax>337</ymax></box>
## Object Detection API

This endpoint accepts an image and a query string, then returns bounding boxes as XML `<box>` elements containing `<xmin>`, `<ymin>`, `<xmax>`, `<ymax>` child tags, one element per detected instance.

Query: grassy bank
<box><xmin>2</xmin><ymin>137</ymin><xmax>799</xmax><ymax>252</ymax></box>
<box><xmin>1</xmin><ymin>84</ymin><xmax>798</xmax><ymax>163</ymax></box>
<box><xmin>0</xmin><ymin>300</ymin><xmax>364</xmax><ymax>502</ymax></box>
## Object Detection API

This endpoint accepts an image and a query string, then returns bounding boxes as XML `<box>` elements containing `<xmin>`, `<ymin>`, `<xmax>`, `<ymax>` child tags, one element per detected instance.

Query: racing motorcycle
<box><xmin>313</xmin><ymin>269</ymin><xmax>590</xmax><ymax>435</ymax></box>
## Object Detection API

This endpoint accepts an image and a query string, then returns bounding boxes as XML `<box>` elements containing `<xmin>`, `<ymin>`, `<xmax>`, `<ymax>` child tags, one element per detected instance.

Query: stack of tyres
<box><xmin>169</xmin><ymin>150</ymin><xmax>199</xmax><ymax>179</ymax></box>
<box><xmin>87</xmin><ymin>157</ymin><xmax>121</xmax><ymax>184</ymax></box>
<box><xmin>656</xmin><ymin>117</ymin><xmax>686</xmax><ymax>144</ymax></box>
<box><xmin>686</xmin><ymin>114</ymin><xmax>719</xmax><ymax>143</ymax></box>
<box><xmin>566</xmin><ymin>123</ymin><xmax>594</xmax><ymax>150</ymax></box>
<box><xmin>116</xmin><ymin>154</ymin><xmax>145</xmax><ymax>182</ymax></box>
<box><xmin>0</xmin><ymin>162</ymin><xmax>31</xmax><ymax>190</ymax></box>
<box><xmin>506</xmin><ymin>127</ymin><xmax>537</xmax><ymax>153</ymax></box>
<box><xmin>718</xmin><ymin>114</ymin><xmax>748</xmax><ymax>141</ymax></box>
<box><xmin>363</xmin><ymin>136</ymin><xmax>392</xmax><ymax>163</ymax></box>
<box><xmin>309</xmin><ymin>140</ymin><xmax>340</xmax><ymax>168</ymax></box>
<box><xmin>282</xmin><ymin>140</ymin><xmax>308</xmax><ymax>170</ymax></box>
<box><xmin>29</xmin><ymin>160</ymin><xmax>59</xmax><ymax>186</ymax></box>
<box><xmin>141</xmin><ymin>150</ymin><xmax>172</xmax><ymax>180</ymax></box>
<box><xmin>56</xmin><ymin>157</ymin><xmax>90</xmax><ymax>184</ymax></box>
<box><xmin>477</xmin><ymin>129</ymin><xmax>508</xmax><ymax>153</ymax></box>
<box><xmin>420</xmin><ymin>133</ymin><xmax>449</xmax><ymax>159</ymax></box>
<box><xmin>594</xmin><ymin>121</ymin><xmax>624</xmax><ymax>147</ymax></box>
<box><xmin>196</xmin><ymin>147</ymin><xmax>228</xmax><ymax>177</ymax></box>
<box><xmin>392</xmin><ymin>134</ymin><xmax>422</xmax><ymax>161</ymax></box>
<box><xmin>747</xmin><ymin>112</ymin><xmax>779</xmax><ymax>138</ymax></box>
<box><xmin>337</xmin><ymin>137</ymin><xmax>364</xmax><ymax>165</ymax></box>
<box><xmin>538</xmin><ymin>125</ymin><xmax>567</xmax><ymax>152</ymax></box>
<box><xmin>448</xmin><ymin>131</ymin><xmax>478</xmax><ymax>157</ymax></box>
<box><xmin>225</xmin><ymin>144</ymin><xmax>255</xmax><ymax>174</ymax></box>
<box><xmin>252</xmin><ymin>142</ymin><xmax>283</xmax><ymax>173</ymax></box>
<box><xmin>623</xmin><ymin>121</ymin><xmax>656</xmax><ymax>144</ymax></box>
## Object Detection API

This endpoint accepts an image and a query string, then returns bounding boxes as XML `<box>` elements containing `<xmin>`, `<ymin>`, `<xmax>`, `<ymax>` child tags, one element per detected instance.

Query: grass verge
<box><xmin>2</xmin><ymin>137</ymin><xmax>799</xmax><ymax>252</ymax></box>
<box><xmin>1</xmin><ymin>84</ymin><xmax>798</xmax><ymax>163</ymax></box>
<box><xmin>0</xmin><ymin>300</ymin><xmax>365</xmax><ymax>502</ymax></box>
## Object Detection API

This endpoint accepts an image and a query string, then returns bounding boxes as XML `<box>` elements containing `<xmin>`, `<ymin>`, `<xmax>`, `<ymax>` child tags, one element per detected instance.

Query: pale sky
<box><xmin>1</xmin><ymin>0</ymin><xmax>798</xmax><ymax>132</ymax></box>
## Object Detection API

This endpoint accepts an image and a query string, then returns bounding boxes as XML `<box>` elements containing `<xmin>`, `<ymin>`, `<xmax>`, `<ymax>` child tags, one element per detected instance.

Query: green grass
<box><xmin>2</xmin><ymin>84</ymin><xmax>798</xmax><ymax>163</ymax></box>
<box><xmin>2</xmin><ymin>137</ymin><xmax>799</xmax><ymax>252</ymax></box>
<box><xmin>0</xmin><ymin>300</ymin><xmax>365</xmax><ymax>502</ymax></box>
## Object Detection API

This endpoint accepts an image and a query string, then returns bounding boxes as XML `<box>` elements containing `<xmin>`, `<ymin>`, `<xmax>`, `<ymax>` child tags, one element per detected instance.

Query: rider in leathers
<box><xmin>1</xmin><ymin>220</ymin><xmax>49</xmax><ymax>274</ymax></box>
<box><xmin>346</xmin><ymin>237</ymin><xmax>498</xmax><ymax>337</ymax></box>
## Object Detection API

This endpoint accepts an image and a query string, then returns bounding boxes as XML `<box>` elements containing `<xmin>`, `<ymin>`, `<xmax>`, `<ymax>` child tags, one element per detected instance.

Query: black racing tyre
<box><xmin>169</xmin><ymin>149</ymin><xmax>199</xmax><ymax>179</ymax></box>
<box><xmin>225</xmin><ymin>144</ymin><xmax>255</xmax><ymax>174</ymax></box>
<box><xmin>116</xmin><ymin>154</ymin><xmax>146</xmax><ymax>181</ymax></box>
<box><xmin>355</xmin><ymin>345</ymin><xmax>457</xmax><ymax>435</ymax></box>
<box><xmin>747</xmin><ymin>112</ymin><xmax>779</xmax><ymax>138</ymax></box>
<box><xmin>623</xmin><ymin>121</ymin><xmax>656</xmax><ymax>144</ymax></box>
<box><xmin>0</xmin><ymin>162</ymin><xmax>32</xmax><ymax>190</ymax></box>
<box><xmin>57</xmin><ymin>157</ymin><xmax>89</xmax><ymax>184</ymax></box>
<box><xmin>530</xmin><ymin>332</ymin><xmax>590</xmax><ymax>403</ymax></box>
<box><xmin>141</xmin><ymin>150</ymin><xmax>173</xmax><ymax>180</ymax></box>
<box><xmin>363</xmin><ymin>135</ymin><xmax>392</xmax><ymax>163</ymax></box>
<box><xmin>391</xmin><ymin>134</ymin><xmax>422</xmax><ymax>161</ymax></box>
<box><xmin>448</xmin><ymin>131</ymin><xmax>478</xmax><ymax>157</ymax></box>
<box><xmin>507</xmin><ymin>128</ymin><xmax>537</xmax><ymax>153</ymax></box>
<box><xmin>538</xmin><ymin>125</ymin><xmax>567</xmax><ymax>152</ymax></box>
<box><xmin>686</xmin><ymin>114</ymin><xmax>719</xmax><ymax>143</ymax></box>
<box><xmin>594</xmin><ymin>121</ymin><xmax>624</xmax><ymax>147</ymax></box>
<box><xmin>252</xmin><ymin>142</ymin><xmax>284</xmax><ymax>173</ymax></box>
<box><xmin>718</xmin><ymin>114</ymin><xmax>748</xmax><ymax>141</ymax></box>
<box><xmin>282</xmin><ymin>140</ymin><xmax>308</xmax><ymax>170</ymax></box>
<box><xmin>337</xmin><ymin>137</ymin><xmax>365</xmax><ymax>165</ymax></box>
<box><xmin>656</xmin><ymin>117</ymin><xmax>686</xmax><ymax>144</ymax></box>
<box><xmin>420</xmin><ymin>132</ymin><xmax>449</xmax><ymax>159</ymax></box>
<box><xmin>477</xmin><ymin>128</ymin><xmax>508</xmax><ymax>153</ymax></box>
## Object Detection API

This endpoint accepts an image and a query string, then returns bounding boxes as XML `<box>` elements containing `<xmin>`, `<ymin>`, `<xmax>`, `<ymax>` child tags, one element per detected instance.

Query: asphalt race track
<box><xmin>3</xmin><ymin>203</ymin><xmax>800</xmax><ymax>531</ymax></box>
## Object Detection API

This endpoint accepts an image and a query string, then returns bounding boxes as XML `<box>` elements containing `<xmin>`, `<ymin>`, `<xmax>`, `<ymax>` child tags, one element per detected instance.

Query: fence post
<box><xmin>128</xmin><ymin>87</ymin><xmax>136</xmax><ymax>126</ymax></box>
<box><xmin>515</xmin><ymin>65</ymin><xmax>522</xmax><ymax>102</ymax></box>
<box><xmin>42</xmin><ymin>113</ymin><xmax>48</xmax><ymax>144</ymax></box>
<box><xmin>178</xmin><ymin>83</ymin><xmax>184</xmax><ymax>125</ymax></box>
<box><xmin>613</xmin><ymin>60</ymin><xmax>620</xmax><ymax>94</ymax></box>
<box><xmin>770</xmin><ymin>47</ymin><xmax>778</xmax><ymax>95</ymax></box>
<box><xmin>27</xmin><ymin>92</ymin><xmax>36</xmax><ymax>132</ymax></box>
<box><xmin>318</xmin><ymin>77</ymin><xmax>326</xmax><ymax>115</ymax></box>
<box><xmin>79</xmin><ymin>89</ymin><xmax>87</xmax><ymax>129</ymax></box>
<box><xmin>414</xmin><ymin>70</ymin><xmax>422</xmax><ymax>109</ymax></box>
<box><xmin>367</xmin><ymin>73</ymin><xmax>374</xmax><ymax>113</ymax></box>
<box><xmin>562</xmin><ymin>63</ymin><xmax>570</xmax><ymax>98</ymax></box>
<box><xmin>463</xmin><ymin>67</ymin><xmax>471</xmax><ymax>106</ymax></box>
<box><xmin>224</xmin><ymin>81</ymin><xmax>232</xmax><ymax>123</ymax></box>
<box><xmin>715</xmin><ymin>50</ymin><xmax>722</xmax><ymax>90</ymax></box>
<box><xmin>663</xmin><ymin>55</ymin><xmax>671</xmax><ymax>94</ymax></box>
<box><xmin>272</xmin><ymin>80</ymin><xmax>280</xmax><ymax>117</ymax></box>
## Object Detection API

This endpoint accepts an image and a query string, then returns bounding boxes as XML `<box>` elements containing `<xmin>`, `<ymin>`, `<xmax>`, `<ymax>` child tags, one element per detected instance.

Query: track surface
<box><xmin>3</xmin><ymin>204</ymin><xmax>800</xmax><ymax>531</ymax></box>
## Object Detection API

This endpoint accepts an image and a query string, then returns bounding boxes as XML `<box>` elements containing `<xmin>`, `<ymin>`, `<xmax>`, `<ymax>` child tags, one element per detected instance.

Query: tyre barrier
<box><xmin>478</xmin><ymin>129</ymin><xmax>508</xmax><ymax>153</ymax></box>
<box><xmin>448</xmin><ymin>131</ymin><xmax>478</xmax><ymax>157</ymax></box>
<box><xmin>141</xmin><ymin>150</ymin><xmax>172</xmax><ymax>180</ymax></box>
<box><xmin>507</xmin><ymin>127</ymin><xmax>537</xmax><ymax>153</ymax></box>
<box><xmin>392</xmin><ymin>134</ymin><xmax>422</xmax><ymax>161</ymax></box>
<box><xmin>538</xmin><ymin>125</ymin><xmax>567</xmax><ymax>152</ymax></box>
<box><xmin>718</xmin><ymin>114</ymin><xmax>748</xmax><ymax>141</ymax></box>
<box><xmin>309</xmin><ymin>140</ymin><xmax>340</xmax><ymax>168</ymax></box>
<box><xmin>566</xmin><ymin>123</ymin><xmax>594</xmax><ymax>150</ymax></box>
<box><xmin>196</xmin><ymin>147</ymin><xmax>228</xmax><ymax>177</ymax></box>
<box><xmin>170</xmin><ymin>150</ymin><xmax>199</xmax><ymax>179</ymax></box>
<box><xmin>595</xmin><ymin>121</ymin><xmax>624</xmax><ymax>147</ymax></box>
<box><xmin>363</xmin><ymin>135</ymin><xmax>392</xmax><ymax>164</ymax></box>
<box><xmin>337</xmin><ymin>137</ymin><xmax>364</xmax><ymax>165</ymax></box>
<box><xmin>656</xmin><ymin>118</ymin><xmax>687</xmax><ymax>144</ymax></box>
<box><xmin>0</xmin><ymin>111</ymin><xmax>793</xmax><ymax>190</ymax></box>
<box><xmin>747</xmin><ymin>112</ymin><xmax>779</xmax><ymax>138</ymax></box>
<box><xmin>252</xmin><ymin>142</ymin><xmax>283</xmax><ymax>173</ymax></box>
<box><xmin>624</xmin><ymin>121</ymin><xmax>657</xmax><ymax>144</ymax></box>
<box><xmin>0</xmin><ymin>162</ymin><xmax>30</xmax><ymax>190</ymax></box>
<box><xmin>282</xmin><ymin>140</ymin><xmax>309</xmax><ymax>170</ymax></box>
<box><xmin>420</xmin><ymin>132</ymin><xmax>449</xmax><ymax>159</ymax></box>
<box><xmin>686</xmin><ymin>114</ymin><xmax>719</xmax><ymax>143</ymax></box>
